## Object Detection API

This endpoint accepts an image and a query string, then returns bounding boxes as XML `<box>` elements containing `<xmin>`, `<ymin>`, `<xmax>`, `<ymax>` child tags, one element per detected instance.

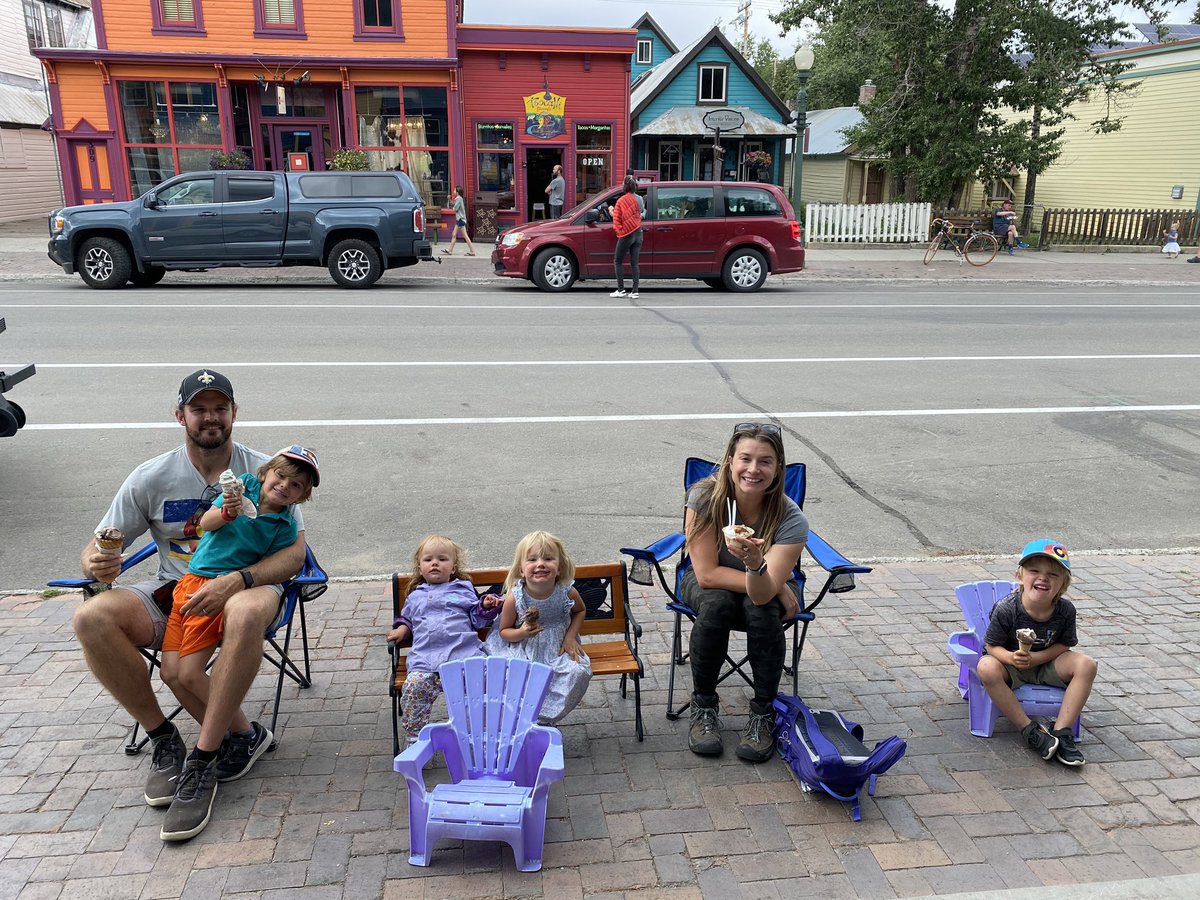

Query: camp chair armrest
<box><xmin>620</xmin><ymin>531</ymin><xmax>686</xmax><ymax>565</ymax></box>
<box><xmin>805</xmin><ymin>531</ymin><xmax>871</xmax><ymax>575</ymax></box>
<box><xmin>49</xmin><ymin>542</ymin><xmax>159</xmax><ymax>592</ymax></box>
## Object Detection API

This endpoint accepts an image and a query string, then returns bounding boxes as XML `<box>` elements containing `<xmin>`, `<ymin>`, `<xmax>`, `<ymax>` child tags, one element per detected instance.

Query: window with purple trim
<box><xmin>119</xmin><ymin>80</ymin><xmax>223</xmax><ymax>196</ymax></box>
<box><xmin>255</xmin><ymin>0</ymin><xmax>305</xmax><ymax>38</ymax></box>
<box><xmin>153</xmin><ymin>0</ymin><xmax>205</xmax><ymax>36</ymax></box>
<box><xmin>354</xmin><ymin>0</ymin><xmax>403</xmax><ymax>40</ymax></box>
<box><xmin>354</xmin><ymin>85</ymin><xmax>448</xmax><ymax>208</ymax></box>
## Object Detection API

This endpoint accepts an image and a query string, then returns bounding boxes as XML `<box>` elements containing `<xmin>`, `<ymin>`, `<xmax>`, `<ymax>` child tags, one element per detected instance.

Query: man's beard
<box><xmin>188</xmin><ymin>421</ymin><xmax>231</xmax><ymax>450</ymax></box>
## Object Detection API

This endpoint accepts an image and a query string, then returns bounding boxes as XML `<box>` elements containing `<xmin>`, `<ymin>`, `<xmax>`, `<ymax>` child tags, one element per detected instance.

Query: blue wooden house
<box><xmin>630</xmin><ymin>13</ymin><xmax>678</xmax><ymax>82</ymax></box>
<box><xmin>629</xmin><ymin>22</ymin><xmax>794</xmax><ymax>185</ymax></box>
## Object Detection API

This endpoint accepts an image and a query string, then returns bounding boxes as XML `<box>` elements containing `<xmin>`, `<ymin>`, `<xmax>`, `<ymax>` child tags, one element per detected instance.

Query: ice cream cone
<box><xmin>93</xmin><ymin>527</ymin><xmax>124</xmax><ymax>590</ymax></box>
<box><xmin>1016</xmin><ymin>628</ymin><xmax>1036</xmax><ymax>653</ymax></box>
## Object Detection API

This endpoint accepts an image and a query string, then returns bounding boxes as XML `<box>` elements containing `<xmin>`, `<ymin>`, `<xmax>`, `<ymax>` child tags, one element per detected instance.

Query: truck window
<box><xmin>298</xmin><ymin>176</ymin><xmax>351</xmax><ymax>198</ymax></box>
<box><xmin>227</xmin><ymin>178</ymin><xmax>276</xmax><ymax>203</ymax></box>
<box><xmin>351</xmin><ymin>175</ymin><xmax>402</xmax><ymax>198</ymax></box>
<box><xmin>159</xmin><ymin>177</ymin><xmax>215</xmax><ymax>207</ymax></box>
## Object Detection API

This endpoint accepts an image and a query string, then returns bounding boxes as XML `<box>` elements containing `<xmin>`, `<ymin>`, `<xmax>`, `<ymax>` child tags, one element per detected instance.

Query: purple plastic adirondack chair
<box><xmin>394</xmin><ymin>656</ymin><xmax>564</xmax><ymax>872</ymax></box>
<box><xmin>947</xmin><ymin>580</ymin><xmax>1080</xmax><ymax>738</ymax></box>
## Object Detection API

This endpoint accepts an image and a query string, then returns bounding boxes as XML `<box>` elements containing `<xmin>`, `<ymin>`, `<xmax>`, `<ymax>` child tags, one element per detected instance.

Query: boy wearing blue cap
<box><xmin>978</xmin><ymin>539</ymin><xmax>1097</xmax><ymax>766</ymax></box>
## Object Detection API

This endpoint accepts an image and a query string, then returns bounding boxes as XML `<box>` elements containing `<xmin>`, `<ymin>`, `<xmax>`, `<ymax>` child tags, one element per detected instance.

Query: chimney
<box><xmin>858</xmin><ymin>79</ymin><xmax>877</xmax><ymax>105</ymax></box>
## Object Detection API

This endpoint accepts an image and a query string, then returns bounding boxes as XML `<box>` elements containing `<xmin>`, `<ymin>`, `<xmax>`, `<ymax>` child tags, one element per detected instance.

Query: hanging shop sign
<box><xmin>702</xmin><ymin>108</ymin><xmax>745</xmax><ymax>132</ymax></box>
<box><xmin>524</xmin><ymin>89</ymin><xmax>567</xmax><ymax>140</ymax></box>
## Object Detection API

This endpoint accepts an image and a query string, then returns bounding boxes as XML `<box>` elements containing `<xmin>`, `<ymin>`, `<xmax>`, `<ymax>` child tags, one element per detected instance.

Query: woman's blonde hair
<box><xmin>405</xmin><ymin>534</ymin><xmax>467</xmax><ymax>599</ymax></box>
<box><xmin>687</xmin><ymin>426</ymin><xmax>788</xmax><ymax>556</ymax></box>
<box><xmin>504</xmin><ymin>530</ymin><xmax>575</xmax><ymax>593</ymax></box>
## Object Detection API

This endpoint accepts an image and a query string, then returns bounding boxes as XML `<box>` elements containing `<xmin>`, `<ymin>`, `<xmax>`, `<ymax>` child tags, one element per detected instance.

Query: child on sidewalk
<box><xmin>485</xmin><ymin>531</ymin><xmax>592</xmax><ymax>724</ymax></box>
<box><xmin>159</xmin><ymin>446</ymin><xmax>320</xmax><ymax>775</ymax></box>
<box><xmin>979</xmin><ymin>539</ymin><xmax>1097</xmax><ymax>766</ymax></box>
<box><xmin>387</xmin><ymin>535</ymin><xmax>500</xmax><ymax>740</ymax></box>
<box><xmin>1162</xmin><ymin>222</ymin><xmax>1181</xmax><ymax>258</ymax></box>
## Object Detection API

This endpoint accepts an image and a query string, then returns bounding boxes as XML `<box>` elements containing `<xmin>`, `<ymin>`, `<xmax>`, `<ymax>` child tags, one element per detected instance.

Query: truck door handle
<box><xmin>259</xmin><ymin>209</ymin><xmax>280</xmax><ymax>215</ymax></box>
<box><xmin>199</xmin><ymin>211</ymin><xmax>218</xmax><ymax>217</ymax></box>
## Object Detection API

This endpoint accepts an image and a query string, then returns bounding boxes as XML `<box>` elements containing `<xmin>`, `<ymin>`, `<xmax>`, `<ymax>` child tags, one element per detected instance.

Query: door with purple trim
<box><xmin>67</xmin><ymin>140</ymin><xmax>116</xmax><ymax>204</ymax></box>
<box><xmin>270</xmin><ymin>125</ymin><xmax>328</xmax><ymax>172</ymax></box>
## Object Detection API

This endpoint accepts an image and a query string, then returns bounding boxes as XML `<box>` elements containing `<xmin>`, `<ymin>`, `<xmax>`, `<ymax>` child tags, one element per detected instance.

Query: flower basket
<box><xmin>330</xmin><ymin>149</ymin><xmax>369</xmax><ymax>171</ymax></box>
<box><xmin>743</xmin><ymin>150</ymin><xmax>773</xmax><ymax>172</ymax></box>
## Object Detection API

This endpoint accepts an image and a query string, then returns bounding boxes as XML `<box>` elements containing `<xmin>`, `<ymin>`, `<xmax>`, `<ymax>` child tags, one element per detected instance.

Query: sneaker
<box><xmin>1051</xmin><ymin>728</ymin><xmax>1085</xmax><ymax>767</ymax></box>
<box><xmin>609</xmin><ymin>289</ymin><xmax>627</xmax><ymax>298</ymax></box>
<box><xmin>629</xmin><ymin>291</ymin><xmax>639</xmax><ymax>300</ymax></box>
<box><xmin>1021</xmin><ymin>721</ymin><xmax>1060</xmax><ymax>761</ymax></box>
<box><xmin>1017</xmin><ymin>241</ymin><xmax>1030</xmax><ymax>249</ymax></box>
<box><xmin>160</xmin><ymin>756</ymin><xmax>219</xmax><ymax>842</ymax></box>
<box><xmin>1188</xmin><ymin>256</ymin><xmax>1200</xmax><ymax>263</ymax></box>
<box><xmin>1006</xmin><ymin>245</ymin><xmax>1015</xmax><ymax>255</ymax></box>
<box><xmin>144</xmin><ymin>727</ymin><xmax>187</xmax><ymax>807</ymax></box>
<box><xmin>688</xmin><ymin>703</ymin><xmax>723</xmax><ymax>756</ymax></box>
<box><xmin>214</xmin><ymin>721</ymin><xmax>272</xmax><ymax>783</ymax></box>
<box><xmin>735</xmin><ymin>707</ymin><xmax>776</xmax><ymax>763</ymax></box>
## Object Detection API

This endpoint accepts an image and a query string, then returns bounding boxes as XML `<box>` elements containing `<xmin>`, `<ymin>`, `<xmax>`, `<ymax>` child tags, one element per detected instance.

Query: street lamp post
<box><xmin>791</xmin><ymin>46</ymin><xmax>815</xmax><ymax>236</ymax></box>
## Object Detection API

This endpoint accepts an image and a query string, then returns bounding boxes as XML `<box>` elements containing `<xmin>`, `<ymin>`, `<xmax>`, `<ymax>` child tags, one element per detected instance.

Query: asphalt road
<box><xmin>2</xmin><ymin>279</ymin><xmax>1198</xmax><ymax>589</ymax></box>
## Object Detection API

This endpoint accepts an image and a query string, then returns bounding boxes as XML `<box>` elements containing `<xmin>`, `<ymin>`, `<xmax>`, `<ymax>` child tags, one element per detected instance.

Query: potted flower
<box><xmin>330</xmin><ymin>149</ymin><xmax>369</xmax><ymax>171</ymax></box>
<box><xmin>743</xmin><ymin>150</ymin><xmax>773</xmax><ymax>180</ymax></box>
<box><xmin>209</xmin><ymin>150</ymin><xmax>251</xmax><ymax>170</ymax></box>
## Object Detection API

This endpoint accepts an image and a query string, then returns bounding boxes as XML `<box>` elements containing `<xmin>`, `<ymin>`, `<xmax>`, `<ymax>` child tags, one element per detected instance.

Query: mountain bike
<box><xmin>923</xmin><ymin>217</ymin><xmax>999</xmax><ymax>267</ymax></box>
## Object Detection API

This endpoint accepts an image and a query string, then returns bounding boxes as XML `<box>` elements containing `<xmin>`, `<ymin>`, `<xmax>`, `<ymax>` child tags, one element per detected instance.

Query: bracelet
<box><xmin>749</xmin><ymin>559</ymin><xmax>769</xmax><ymax>576</ymax></box>
<box><xmin>221</xmin><ymin>505</ymin><xmax>236</xmax><ymax>522</ymax></box>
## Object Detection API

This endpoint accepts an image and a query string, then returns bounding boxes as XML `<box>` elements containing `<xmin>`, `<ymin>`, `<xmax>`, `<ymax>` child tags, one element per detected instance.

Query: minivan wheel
<box><xmin>329</xmin><ymin>238</ymin><xmax>382</xmax><ymax>288</ymax></box>
<box><xmin>722</xmin><ymin>248</ymin><xmax>768</xmax><ymax>292</ymax></box>
<box><xmin>531</xmin><ymin>248</ymin><xmax>577</xmax><ymax>292</ymax></box>
<box><xmin>129</xmin><ymin>265</ymin><xmax>166</xmax><ymax>287</ymax></box>
<box><xmin>77</xmin><ymin>237</ymin><xmax>132</xmax><ymax>289</ymax></box>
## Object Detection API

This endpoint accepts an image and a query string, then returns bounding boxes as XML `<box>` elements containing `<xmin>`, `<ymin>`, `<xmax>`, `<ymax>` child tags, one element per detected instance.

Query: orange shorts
<box><xmin>162</xmin><ymin>572</ymin><xmax>225</xmax><ymax>657</ymax></box>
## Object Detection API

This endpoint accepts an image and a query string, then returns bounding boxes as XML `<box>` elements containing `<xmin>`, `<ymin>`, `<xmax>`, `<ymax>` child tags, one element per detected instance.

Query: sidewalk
<box><xmin>3</xmin><ymin>216</ymin><xmax>1196</xmax><ymax>286</ymax></box>
<box><xmin>2</xmin><ymin>552</ymin><xmax>1198</xmax><ymax>898</ymax></box>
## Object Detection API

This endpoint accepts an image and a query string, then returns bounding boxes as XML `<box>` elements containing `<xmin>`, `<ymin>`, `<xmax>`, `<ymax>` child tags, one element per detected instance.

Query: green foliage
<box><xmin>771</xmin><ymin>0</ymin><xmax>1172</xmax><ymax>206</ymax></box>
<box><xmin>40</xmin><ymin>589</ymin><xmax>66</xmax><ymax>599</ymax></box>
<box><xmin>209</xmin><ymin>150</ymin><xmax>250</xmax><ymax>170</ymax></box>
<box><xmin>330</xmin><ymin>149</ymin><xmax>370</xmax><ymax>171</ymax></box>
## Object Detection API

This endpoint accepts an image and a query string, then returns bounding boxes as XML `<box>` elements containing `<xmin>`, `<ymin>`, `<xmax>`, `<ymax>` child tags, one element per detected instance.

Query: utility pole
<box><xmin>730</xmin><ymin>1</ymin><xmax>752</xmax><ymax>57</ymax></box>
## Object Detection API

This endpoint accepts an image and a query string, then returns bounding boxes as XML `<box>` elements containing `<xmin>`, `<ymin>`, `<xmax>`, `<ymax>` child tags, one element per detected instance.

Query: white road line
<box><xmin>23</xmin><ymin>404</ymin><xmax>1200</xmax><ymax>431</ymax></box>
<box><xmin>23</xmin><ymin>353</ymin><xmax>1200</xmax><ymax>369</ymax></box>
<box><xmin>2</xmin><ymin>302</ymin><xmax>1199</xmax><ymax>310</ymax></box>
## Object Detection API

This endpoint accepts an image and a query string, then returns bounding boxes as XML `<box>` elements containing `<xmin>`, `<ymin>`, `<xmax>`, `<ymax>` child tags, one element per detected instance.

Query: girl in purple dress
<box><xmin>387</xmin><ymin>535</ymin><xmax>500</xmax><ymax>740</ymax></box>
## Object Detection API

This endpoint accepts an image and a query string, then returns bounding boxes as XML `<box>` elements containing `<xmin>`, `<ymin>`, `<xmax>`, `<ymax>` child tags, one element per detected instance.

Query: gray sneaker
<box><xmin>214</xmin><ymin>721</ymin><xmax>272</xmax><ymax>783</ymax></box>
<box><xmin>688</xmin><ymin>703</ymin><xmax>723</xmax><ymax>756</ymax></box>
<box><xmin>736</xmin><ymin>708</ymin><xmax>776</xmax><ymax>763</ymax></box>
<box><xmin>144</xmin><ymin>727</ymin><xmax>187</xmax><ymax>807</ymax></box>
<box><xmin>160</xmin><ymin>756</ymin><xmax>219</xmax><ymax>842</ymax></box>
<box><xmin>1021</xmin><ymin>721</ymin><xmax>1060</xmax><ymax>761</ymax></box>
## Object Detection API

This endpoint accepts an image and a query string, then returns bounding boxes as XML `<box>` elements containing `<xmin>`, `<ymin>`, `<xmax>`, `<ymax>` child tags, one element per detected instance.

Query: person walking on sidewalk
<box><xmin>978</xmin><ymin>539</ymin><xmax>1097</xmax><ymax>767</ymax></box>
<box><xmin>442</xmin><ymin>186</ymin><xmax>476</xmax><ymax>256</ymax></box>
<box><xmin>682</xmin><ymin>423</ymin><xmax>807</xmax><ymax>763</ymax></box>
<box><xmin>607</xmin><ymin>175</ymin><xmax>643</xmax><ymax>299</ymax></box>
<box><xmin>75</xmin><ymin>370</ymin><xmax>306</xmax><ymax>837</ymax></box>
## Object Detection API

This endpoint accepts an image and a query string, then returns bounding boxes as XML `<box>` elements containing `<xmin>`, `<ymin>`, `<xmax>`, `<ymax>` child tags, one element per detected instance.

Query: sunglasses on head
<box><xmin>733</xmin><ymin>422</ymin><xmax>781</xmax><ymax>437</ymax></box>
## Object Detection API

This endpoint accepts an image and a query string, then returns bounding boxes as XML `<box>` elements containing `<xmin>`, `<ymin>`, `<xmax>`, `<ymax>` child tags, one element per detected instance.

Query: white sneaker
<box><xmin>629</xmin><ymin>291</ymin><xmax>639</xmax><ymax>299</ymax></box>
<box><xmin>609</xmin><ymin>289</ymin><xmax>627</xmax><ymax>298</ymax></box>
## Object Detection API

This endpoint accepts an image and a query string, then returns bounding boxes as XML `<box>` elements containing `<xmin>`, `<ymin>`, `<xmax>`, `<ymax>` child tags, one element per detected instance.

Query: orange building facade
<box><xmin>34</xmin><ymin>1</ymin><xmax>635</xmax><ymax>233</ymax></box>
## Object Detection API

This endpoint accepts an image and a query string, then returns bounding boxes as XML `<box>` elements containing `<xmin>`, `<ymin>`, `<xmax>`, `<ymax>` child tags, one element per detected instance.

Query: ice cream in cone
<box><xmin>1016</xmin><ymin>628</ymin><xmax>1036</xmax><ymax>653</ymax></box>
<box><xmin>722</xmin><ymin>523</ymin><xmax>754</xmax><ymax>542</ymax></box>
<box><xmin>94</xmin><ymin>526</ymin><xmax>124</xmax><ymax>556</ymax></box>
<box><xmin>523</xmin><ymin>606</ymin><xmax>540</xmax><ymax>629</ymax></box>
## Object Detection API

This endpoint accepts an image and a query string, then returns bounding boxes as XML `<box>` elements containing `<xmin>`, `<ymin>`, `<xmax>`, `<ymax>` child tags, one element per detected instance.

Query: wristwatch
<box><xmin>239</xmin><ymin>569</ymin><xmax>254</xmax><ymax>589</ymax></box>
<box><xmin>751</xmin><ymin>559</ymin><xmax>769</xmax><ymax>577</ymax></box>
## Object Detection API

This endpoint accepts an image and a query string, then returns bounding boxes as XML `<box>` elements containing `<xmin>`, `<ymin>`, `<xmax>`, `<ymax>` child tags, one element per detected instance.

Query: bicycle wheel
<box><xmin>964</xmin><ymin>232</ymin><xmax>999</xmax><ymax>266</ymax></box>
<box><xmin>923</xmin><ymin>233</ymin><xmax>945</xmax><ymax>265</ymax></box>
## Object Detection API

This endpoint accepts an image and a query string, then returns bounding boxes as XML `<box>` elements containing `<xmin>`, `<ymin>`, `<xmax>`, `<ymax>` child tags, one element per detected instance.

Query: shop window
<box><xmin>255</xmin><ymin>0</ymin><xmax>305</xmax><ymax>37</ymax></box>
<box><xmin>354</xmin><ymin>84</ymin><xmax>449</xmax><ymax>208</ymax></box>
<box><xmin>259</xmin><ymin>85</ymin><xmax>326</xmax><ymax>118</ymax></box>
<box><xmin>737</xmin><ymin>141</ymin><xmax>764</xmax><ymax>182</ymax></box>
<box><xmin>22</xmin><ymin>1</ymin><xmax>45</xmax><ymax>50</ymax></box>
<box><xmin>354</xmin><ymin>0</ymin><xmax>403</xmax><ymax>40</ymax></box>
<box><xmin>119</xmin><ymin>80</ymin><xmax>222</xmax><ymax>196</ymax></box>
<box><xmin>658</xmin><ymin>142</ymin><xmax>681</xmax><ymax>181</ymax></box>
<box><xmin>698</xmin><ymin>64</ymin><xmax>727</xmax><ymax>104</ymax></box>
<box><xmin>152</xmin><ymin>0</ymin><xmax>205</xmax><ymax>35</ymax></box>
<box><xmin>476</xmin><ymin>123</ymin><xmax>514</xmax><ymax>211</ymax></box>
<box><xmin>636</xmin><ymin>39</ymin><xmax>652</xmax><ymax>65</ymax></box>
<box><xmin>575</xmin><ymin>123</ymin><xmax>612</xmax><ymax>203</ymax></box>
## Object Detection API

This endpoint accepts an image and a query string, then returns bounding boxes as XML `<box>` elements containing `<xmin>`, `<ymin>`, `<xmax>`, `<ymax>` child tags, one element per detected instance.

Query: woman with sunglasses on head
<box><xmin>683</xmin><ymin>422</ymin><xmax>808</xmax><ymax>762</ymax></box>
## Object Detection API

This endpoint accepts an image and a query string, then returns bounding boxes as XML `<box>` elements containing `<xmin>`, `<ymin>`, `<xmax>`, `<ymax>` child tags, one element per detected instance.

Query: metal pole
<box><xmin>791</xmin><ymin>72</ymin><xmax>809</xmax><ymax>227</ymax></box>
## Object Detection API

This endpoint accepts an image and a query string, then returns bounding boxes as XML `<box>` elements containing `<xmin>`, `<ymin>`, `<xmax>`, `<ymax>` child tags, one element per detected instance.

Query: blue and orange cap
<box><xmin>1019</xmin><ymin>538</ymin><xmax>1070</xmax><ymax>571</ymax></box>
<box><xmin>277</xmin><ymin>445</ymin><xmax>320</xmax><ymax>487</ymax></box>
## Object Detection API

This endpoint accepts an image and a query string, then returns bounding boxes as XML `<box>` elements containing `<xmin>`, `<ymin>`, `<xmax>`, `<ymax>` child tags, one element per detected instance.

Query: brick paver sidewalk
<box><xmin>1</xmin><ymin>552</ymin><xmax>1198</xmax><ymax>898</ymax></box>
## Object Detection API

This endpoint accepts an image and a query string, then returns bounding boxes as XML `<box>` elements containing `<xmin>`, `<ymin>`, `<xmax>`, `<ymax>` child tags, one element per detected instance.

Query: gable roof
<box><xmin>630</xmin><ymin>25</ymin><xmax>791</xmax><ymax>120</ymax></box>
<box><xmin>803</xmin><ymin>107</ymin><xmax>865</xmax><ymax>156</ymax></box>
<box><xmin>630</xmin><ymin>12</ymin><xmax>678</xmax><ymax>54</ymax></box>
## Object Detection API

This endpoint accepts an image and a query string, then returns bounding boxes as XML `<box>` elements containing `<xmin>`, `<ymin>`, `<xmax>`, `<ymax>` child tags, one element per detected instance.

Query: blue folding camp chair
<box><xmin>621</xmin><ymin>457</ymin><xmax>871</xmax><ymax>719</ymax></box>
<box><xmin>50</xmin><ymin>542</ymin><xmax>327</xmax><ymax>753</ymax></box>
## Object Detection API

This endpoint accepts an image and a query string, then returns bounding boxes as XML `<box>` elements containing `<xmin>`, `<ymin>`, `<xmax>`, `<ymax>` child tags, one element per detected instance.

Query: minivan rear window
<box><xmin>297</xmin><ymin>174</ymin><xmax>403</xmax><ymax>199</ymax></box>
<box><xmin>724</xmin><ymin>187</ymin><xmax>781</xmax><ymax>217</ymax></box>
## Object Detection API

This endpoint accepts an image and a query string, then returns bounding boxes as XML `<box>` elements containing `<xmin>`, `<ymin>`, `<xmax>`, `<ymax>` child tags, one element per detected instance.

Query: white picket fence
<box><xmin>805</xmin><ymin>201</ymin><xmax>932</xmax><ymax>243</ymax></box>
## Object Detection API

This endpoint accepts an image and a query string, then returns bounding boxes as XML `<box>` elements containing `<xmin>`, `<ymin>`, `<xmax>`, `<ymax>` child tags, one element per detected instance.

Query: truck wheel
<box><xmin>129</xmin><ymin>265</ymin><xmax>166</xmax><ymax>287</ymax></box>
<box><xmin>77</xmin><ymin>237</ymin><xmax>132</xmax><ymax>290</ymax></box>
<box><xmin>329</xmin><ymin>239</ymin><xmax>382</xmax><ymax>288</ymax></box>
<box><xmin>721</xmin><ymin>247</ymin><xmax>768</xmax><ymax>292</ymax></box>
<box><xmin>531</xmin><ymin>248</ymin><xmax>577</xmax><ymax>292</ymax></box>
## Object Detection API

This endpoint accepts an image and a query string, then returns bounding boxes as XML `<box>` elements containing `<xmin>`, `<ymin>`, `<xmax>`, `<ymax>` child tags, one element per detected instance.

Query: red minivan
<box><xmin>491</xmin><ymin>181</ymin><xmax>804</xmax><ymax>292</ymax></box>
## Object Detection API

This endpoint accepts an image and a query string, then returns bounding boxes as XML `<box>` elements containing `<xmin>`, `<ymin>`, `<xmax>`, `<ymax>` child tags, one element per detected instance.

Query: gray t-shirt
<box><xmin>547</xmin><ymin>175</ymin><xmax>565</xmax><ymax>205</ymax></box>
<box><xmin>984</xmin><ymin>590</ymin><xmax>1078</xmax><ymax>652</ymax></box>
<box><xmin>96</xmin><ymin>442</ymin><xmax>305</xmax><ymax>582</ymax></box>
<box><xmin>686</xmin><ymin>487</ymin><xmax>809</xmax><ymax>570</ymax></box>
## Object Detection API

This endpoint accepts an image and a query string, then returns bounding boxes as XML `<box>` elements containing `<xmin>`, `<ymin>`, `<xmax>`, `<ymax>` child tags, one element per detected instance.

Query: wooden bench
<box><xmin>387</xmin><ymin>562</ymin><xmax>645</xmax><ymax>753</ymax></box>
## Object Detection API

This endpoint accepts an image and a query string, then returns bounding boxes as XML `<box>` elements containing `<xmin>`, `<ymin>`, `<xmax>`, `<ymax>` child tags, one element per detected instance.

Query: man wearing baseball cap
<box><xmin>75</xmin><ymin>369</ymin><xmax>307</xmax><ymax>840</ymax></box>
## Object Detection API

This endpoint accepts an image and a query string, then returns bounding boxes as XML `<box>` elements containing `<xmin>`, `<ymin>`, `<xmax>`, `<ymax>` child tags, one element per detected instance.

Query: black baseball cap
<box><xmin>177</xmin><ymin>369</ymin><xmax>235</xmax><ymax>407</ymax></box>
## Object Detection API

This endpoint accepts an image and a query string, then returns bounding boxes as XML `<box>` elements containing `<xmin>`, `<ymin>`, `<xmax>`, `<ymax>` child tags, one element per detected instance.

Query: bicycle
<box><xmin>923</xmin><ymin>217</ymin><xmax>999</xmax><ymax>267</ymax></box>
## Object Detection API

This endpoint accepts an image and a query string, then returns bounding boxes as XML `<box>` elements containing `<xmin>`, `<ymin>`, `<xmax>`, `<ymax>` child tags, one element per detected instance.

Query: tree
<box><xmin>771</xmin><ymin>0</ymin><xmax>1174</xmax><ymax>208</ymax></box>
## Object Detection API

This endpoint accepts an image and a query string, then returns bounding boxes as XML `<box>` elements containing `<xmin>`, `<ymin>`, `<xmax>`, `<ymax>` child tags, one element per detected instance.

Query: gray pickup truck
<box><xmin>47</xmin><ymin>170</ymin><xmax>433</xmax><ymax>289</ymax></box>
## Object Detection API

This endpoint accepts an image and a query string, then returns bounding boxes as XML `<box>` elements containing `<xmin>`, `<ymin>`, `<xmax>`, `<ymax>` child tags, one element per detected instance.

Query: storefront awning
<box><xmin>634</xmin><ymin>106</ymin><xmax>794</xmax><ymax>137</ymax></box>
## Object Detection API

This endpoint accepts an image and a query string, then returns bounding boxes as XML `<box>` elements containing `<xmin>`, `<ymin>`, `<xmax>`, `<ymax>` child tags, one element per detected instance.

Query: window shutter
<box><xmin>264</xmin><ymin>0</ymin><xmax>296</xmax><ymax>25</ymax></box>
<box><xmin>161</xmin><ymin>0</ymin><xmax>195</xmax><ymax>23</ymax></box>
